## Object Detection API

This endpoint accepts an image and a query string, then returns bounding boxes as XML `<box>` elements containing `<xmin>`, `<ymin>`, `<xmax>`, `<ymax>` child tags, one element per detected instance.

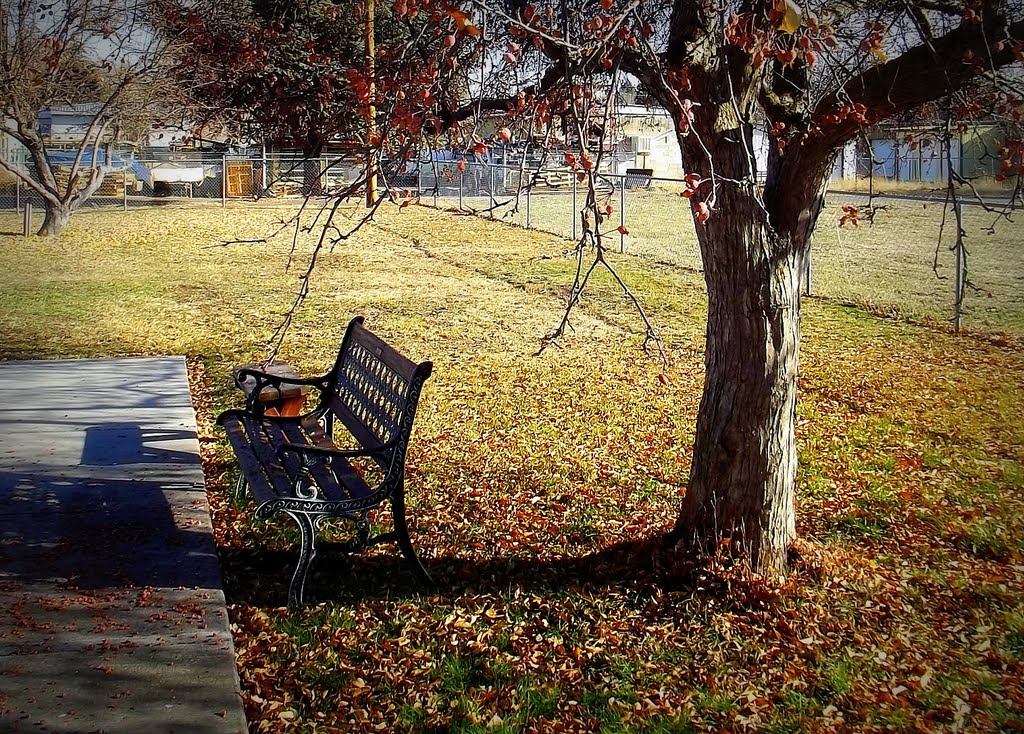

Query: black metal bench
<box><xmin>217</xmin><ymin>316</ymin><xmax>434</xmax><ymax>606</ymax></box>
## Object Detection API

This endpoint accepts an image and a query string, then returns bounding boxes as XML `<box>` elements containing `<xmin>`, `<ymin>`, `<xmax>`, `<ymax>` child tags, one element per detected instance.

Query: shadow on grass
<box><xmin>217</xmin><ymin>533</ymin><xmax>721</xmax><ymax>609</ymax></box>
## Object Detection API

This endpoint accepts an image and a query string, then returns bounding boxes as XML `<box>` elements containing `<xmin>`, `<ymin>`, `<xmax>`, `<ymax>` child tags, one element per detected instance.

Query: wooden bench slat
<box><xmin>221</xmin><ymin>414</ymin><xmax>287</xmax><ymax>507</ymax></box>
<box><xmin>295</xmin><ymin>416</ymin><xmax>336</xmax><ymax>450</ymax></box>
<box><xmin>277</xmin><ymin>420</ymin><xmax>373</xmax><ymax>501</ymax></box>
<box><xmin>347</xmin><ymin>320</ymin><xmax>419</xmax><ymax>382</ymax></box>
<box><xmin>239</xmin><ymin>415</ymin><xmax>349</xmax><ymax>505</ymax></box>
<box><xmin>238</xmin><ymin>414</ymin><xmax>300</xmax><ymax>479</ymax></box>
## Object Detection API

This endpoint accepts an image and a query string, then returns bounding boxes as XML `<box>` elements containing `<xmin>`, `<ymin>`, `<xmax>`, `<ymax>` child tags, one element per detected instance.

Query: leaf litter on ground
<box><xmin>1</xmin><ymin>202</ymin><xmax>1022</xmax><ymax>732</ymax></box>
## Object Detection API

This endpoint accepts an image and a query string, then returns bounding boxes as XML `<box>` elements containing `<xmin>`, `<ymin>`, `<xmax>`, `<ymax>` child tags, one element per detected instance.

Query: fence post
<box><xmin>804</xmin><ymin>240</ymin><xmax>813</xmax><ymax>296</ymax></box>
<box><xmin>526</xmin><ymin>178</ymin><xmax>532</xmax><ymax>228</ymax></box>
<box><xmin>221</xmin><ymin>155</ymin><xmax>227</xmax><ymax>208</ymax></box>
<box><xmin>572</xmin><ymin>176</ymin><xmax>578</xmax><ymax>240</ymax></box>
<box><xmin>489</xmin><ymin>163</ymin><xmax>495</xmax><ymax>217</ymax></box>
<box><xmin>619</xmin><ymin>176</ymin><xmax>626</xmax><ymax>253</ymax></box>
<box><xmin>22</xmin><ymin>202</ymin><xmax>32</xmax><ymax>237</ymax></box>
<box><xmin>262</xmin><ymin>147</ymin><xmax>269</xmax><ymax>198</ymax></box>
<box><xmin>459</xmin><ymin>169</ymin><xmax>464</xmax><ymax>210</ymax></box>
<box><xmin>954</xmin><ymin>201</ymin><xmax>965</xmax><ymax>333</ymax></box>
<box><xmin>123</xmin><ymin>169</ymin><xmax>128</xmax><ymax>212</ymax></box>
<box><xmin>15</xmin><ymin>177</ymin><xmax>20</xmax><ymax>212</ymax></box>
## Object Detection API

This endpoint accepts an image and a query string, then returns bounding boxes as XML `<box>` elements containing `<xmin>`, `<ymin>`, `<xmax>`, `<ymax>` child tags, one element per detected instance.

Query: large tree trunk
<box><xmin>671</xmin><ymin>158</ymin><xmax>807</xmax><ymax>577</ymax></box>
<box><xmin>38</xmin><ymin>201</ymin><xmax>72</xmax><ymax>237</ymax></box>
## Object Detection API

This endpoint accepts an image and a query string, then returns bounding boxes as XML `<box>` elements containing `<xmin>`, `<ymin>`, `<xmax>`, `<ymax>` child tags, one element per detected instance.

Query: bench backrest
<box><xmin>322</xmin><ymin>317</ymin><xmax>433</xmax><ymax>476</ymax></box>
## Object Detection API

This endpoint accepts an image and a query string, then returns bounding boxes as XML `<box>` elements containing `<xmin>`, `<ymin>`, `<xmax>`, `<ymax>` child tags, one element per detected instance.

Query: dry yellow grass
<box><xmin>0</xmin><ymin>202</ymin><xmax>667</xmax><ymax>386</ymax></box>
<box><xmin>433</xmin><ymin>185</ymin><xmax>1024</xmax><ymax>335</ymax></box>
<box><xmin>2</xmin><ymin>201</ymin><xmax>1023</xmax><ymax>733</ymax></box>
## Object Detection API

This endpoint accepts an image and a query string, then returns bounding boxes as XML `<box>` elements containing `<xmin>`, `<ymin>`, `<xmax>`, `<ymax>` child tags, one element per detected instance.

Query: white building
<box><xmin>610</xmin><ymin>103</ymin><xmax>772</xmax><ymax>180</ymax></box>
<box><xmin>36</xmin><ymin>104</ymin><xmax>116</xmax><ymax>148</ymax></box>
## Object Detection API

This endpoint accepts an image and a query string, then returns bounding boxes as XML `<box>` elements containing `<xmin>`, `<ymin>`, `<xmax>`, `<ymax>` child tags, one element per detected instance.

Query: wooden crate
<box><xmin>226</xmin><ymin>161</ymin><xmax>254</xmax><ymax>198</ymax></box>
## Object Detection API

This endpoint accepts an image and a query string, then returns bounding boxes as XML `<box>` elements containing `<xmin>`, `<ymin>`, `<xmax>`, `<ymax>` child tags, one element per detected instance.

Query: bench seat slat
<box><xmin>221</xmin><ymin>414</ymin><xmax>289</xmax><ymax>507</ymax></box>
<box><xmin>236</xmin><ymin>415</ymin><xmax>351</xmax><ymax>505</ymax></box>
<box><xmin>238</xmin><ymin>414</ymin><xmax>303</xmax><ymax>493</ymax></box>
<box><xmin>276</xmin><ymin>419</ymin><xmax>373</xmax><ymax>501</ymax></box>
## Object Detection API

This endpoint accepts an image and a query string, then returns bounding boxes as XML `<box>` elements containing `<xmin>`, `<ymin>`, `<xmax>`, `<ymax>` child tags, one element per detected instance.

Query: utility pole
<box><xmin>365</xmin><ymin>0</ymin><xmax>378</xmax><ymax>207</ymax></box>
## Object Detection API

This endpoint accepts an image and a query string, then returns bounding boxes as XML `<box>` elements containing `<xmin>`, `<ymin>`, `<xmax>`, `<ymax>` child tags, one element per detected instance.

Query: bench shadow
<box><xmin>217</xmin><ymin>533</ymin><xmax>706</xmax><ymax>608</ymax></box>
<box><xmin>81</xmin><ymin>423</ymin><xmax>198</xmax><ymax>465</ymax></box>
<box><xmin>0</xmin><ymin>469</ymin><xmax>223</xmax><ymax>591</ymax></box>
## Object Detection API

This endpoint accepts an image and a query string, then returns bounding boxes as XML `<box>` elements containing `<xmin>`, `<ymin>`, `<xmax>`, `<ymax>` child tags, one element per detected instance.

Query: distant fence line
<box><xmin>1</xmin><ymin>155</ymin><xmax>1019</xmax><ymax>338</ymax></box>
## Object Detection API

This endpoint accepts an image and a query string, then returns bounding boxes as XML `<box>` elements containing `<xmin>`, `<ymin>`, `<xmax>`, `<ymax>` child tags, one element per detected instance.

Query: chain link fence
<box><xmin>811</xmin><ymin>192</ymin><xmax>1022</xmax><ymax>335</ymax></box>
<box><xmin>423</xmin><ymin>161</ymin><xmax>1021</xmax><ymax>337</ymax></box>
<box><xmin>1</xmin><ymin>154</ymin><xmax>1019</xmax><ymax>336</ymax></box>
<box><xmin>0</xmin><ymin>154</ymin><xmax>369</xmax><ymax>216</ymax></box>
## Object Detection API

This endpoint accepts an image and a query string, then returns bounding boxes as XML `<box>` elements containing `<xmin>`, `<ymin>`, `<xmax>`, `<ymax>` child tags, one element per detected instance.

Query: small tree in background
<box><xmin>0</xmin><ymin>0</ymin><xmax>176</xmax><ymax>236</ymax></box>
<box><xmin>167</xmin><ymin>0</ymin><xmax>476</xmax><ymax>195</ymax></box>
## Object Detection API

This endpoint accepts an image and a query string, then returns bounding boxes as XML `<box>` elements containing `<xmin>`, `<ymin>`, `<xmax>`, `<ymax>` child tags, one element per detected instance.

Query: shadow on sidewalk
<box><xmin>0</xmin><ymin>468</ymin><xmax>221</xmax><ymax>591</ymax></box>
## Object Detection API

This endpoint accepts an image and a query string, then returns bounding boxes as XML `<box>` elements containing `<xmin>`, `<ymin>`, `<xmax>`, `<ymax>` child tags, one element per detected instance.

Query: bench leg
<box><xmin>343</xmin><ymin>514</ymin><xmax>371</xmax><ymax>553</ymax></box>
<box><xmin>391</xmin><ymin>492</ymin><xmax>434</xmax><ymax>587</ymax></box>
<box><xmin>285</xmin><ymin>511</ymin><xmax>318</xmax><ymax>607</ymax></box>
<box><xmin>234</xmin><ymin>472</ymin><xmax>248</xmax><ymax>501</ymax></box>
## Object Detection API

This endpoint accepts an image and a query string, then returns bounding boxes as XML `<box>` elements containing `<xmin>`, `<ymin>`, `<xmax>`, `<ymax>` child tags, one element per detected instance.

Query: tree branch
<box><xmin>819</xmin><ymin>15</ymin><xmax>1024</xmax><ymax>132</ymax></box>
<box><xmin>0</xmin><ymin>154</ymin><xmax>59</xmax><ymax>205</ymax></box>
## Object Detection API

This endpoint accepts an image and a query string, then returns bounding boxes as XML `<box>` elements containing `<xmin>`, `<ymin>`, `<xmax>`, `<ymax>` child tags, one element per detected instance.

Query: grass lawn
<box><xmin>438</xmin><ymin>187</ymin><xmax>1024</xmax><ymax>336</ymax></box>
<box><xmin>1</xmin><ymin>202</ymin><xmax>1023</xmax><ymax>733</ymax></box>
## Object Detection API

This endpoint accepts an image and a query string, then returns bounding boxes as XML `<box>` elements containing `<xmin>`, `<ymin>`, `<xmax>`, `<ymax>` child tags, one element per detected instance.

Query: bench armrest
<box><xmin>233</xmin><ymin>366</ymin><xmax>327</xmax><ymax>390</ymax></box>
<box><xmin>233</xmin><ymin>366</ymin><xmax>328</xmax><ymax>414</ymax></box>
<box><xmin>276</xmin><ymin>440</ymin><xmax>393</xmax><ymax>463</ymax></box>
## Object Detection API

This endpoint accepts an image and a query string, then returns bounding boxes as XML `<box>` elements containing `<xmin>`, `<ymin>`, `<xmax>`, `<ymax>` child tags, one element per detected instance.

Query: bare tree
<box><xmin>0</xmin><ymin>0</ymin><xmax>177</xmax><ymax>235</ymax></box>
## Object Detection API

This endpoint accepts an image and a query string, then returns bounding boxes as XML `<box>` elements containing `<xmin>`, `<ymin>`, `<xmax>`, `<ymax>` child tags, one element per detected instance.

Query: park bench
<box><xmin>217</xmin><ymin>316</ymin><xmax>434</xmax><ymax>606</ymax></box>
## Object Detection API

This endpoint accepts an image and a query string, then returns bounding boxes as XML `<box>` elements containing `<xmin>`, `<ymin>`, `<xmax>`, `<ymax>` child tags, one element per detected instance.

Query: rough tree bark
<box><xmin>637</xmin><ymin>34</ymin><xmax>836</xmax><ymax>574</ymax></box>
<box><xmin>38</xmin><ymin>204</ymin><xmax>73</xmax><ymax>237</ymax></box>
<box><xmin>674</xmin><ymin>188</ymin><xmax>805</xmax><ymax>572</ymax></box>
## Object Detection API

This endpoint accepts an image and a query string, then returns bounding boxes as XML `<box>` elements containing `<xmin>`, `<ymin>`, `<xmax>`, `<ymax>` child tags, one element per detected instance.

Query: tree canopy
<box><xmin>166</xmin><ymin>0</ymin><xmax>479</xmax><ymax>159</ymax></box>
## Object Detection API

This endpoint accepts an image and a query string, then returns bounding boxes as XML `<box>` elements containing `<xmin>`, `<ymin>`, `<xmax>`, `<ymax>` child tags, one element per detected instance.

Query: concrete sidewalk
<box><xmin>0</xmin><ymin>358</ymin><xmax>248</xmax><ymax>733</ymax></box>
